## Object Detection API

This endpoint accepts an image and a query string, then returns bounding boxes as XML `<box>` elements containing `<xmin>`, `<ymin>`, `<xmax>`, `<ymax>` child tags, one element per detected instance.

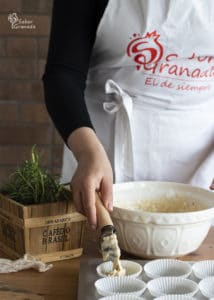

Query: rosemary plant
<box><xmin>0</xmin><ymin>147</ymin><xmax>71</xmax><ymax>205</ymax></box>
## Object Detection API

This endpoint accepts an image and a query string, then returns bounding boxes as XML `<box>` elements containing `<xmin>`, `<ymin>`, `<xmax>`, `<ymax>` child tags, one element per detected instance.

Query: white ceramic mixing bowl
<box><xmin>111</xmin><ymin>181</ymin><xmax>214</xmax><ymax>258</ymax></box>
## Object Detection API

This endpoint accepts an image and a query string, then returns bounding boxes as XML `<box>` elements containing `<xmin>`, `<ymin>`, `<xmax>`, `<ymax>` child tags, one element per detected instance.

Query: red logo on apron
<box><xmin>126</xmin><ymin>30</ymin><xmax>214</xmax><ymax>94</ymax></box>
<box><xmin>127</xmin><ymin>31</ymin><xmax>164</xmax><ymax>70</ymax></box>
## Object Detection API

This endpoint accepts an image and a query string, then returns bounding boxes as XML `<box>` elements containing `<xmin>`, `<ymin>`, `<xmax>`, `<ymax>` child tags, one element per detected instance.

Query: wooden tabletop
<box><xmin>0</xmin><ymin>227</ymin><xmax>213</xmax><ymax>300</ymax></box>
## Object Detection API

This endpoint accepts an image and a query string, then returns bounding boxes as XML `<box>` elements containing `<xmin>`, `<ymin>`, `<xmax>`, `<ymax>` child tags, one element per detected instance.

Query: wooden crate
<box><xmin>0</xmin><ymin>194</ymin><xmax>86</xmax><ymax>262</ymax></box>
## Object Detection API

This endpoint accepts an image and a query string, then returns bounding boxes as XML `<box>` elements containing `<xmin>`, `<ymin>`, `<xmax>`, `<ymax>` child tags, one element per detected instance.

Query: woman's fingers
<box><xmin>72</xmin><ymin>179</ymin><xmax>97</xmax><ymax>229</ymax></box>
<box><xmin>100</xmin><ymin>176</ymin><xmax>113</xmax><ymax>211</ymax></box>
<box><xmin>82</xmin><ymin>184</ymin><xmax>97</xmax><ymax>230</ymax></box>
<box><xmin>72</xmin><ymin>187</ymin><xmax>84</xmax><ymax>214</ymax></box>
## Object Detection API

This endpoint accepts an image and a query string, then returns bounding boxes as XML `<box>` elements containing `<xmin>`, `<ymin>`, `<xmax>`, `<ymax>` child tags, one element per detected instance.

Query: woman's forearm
<box><xmin>67</xmin><ymin>127</ymin><xmax>105</xmax><ymax>162</ymax></box>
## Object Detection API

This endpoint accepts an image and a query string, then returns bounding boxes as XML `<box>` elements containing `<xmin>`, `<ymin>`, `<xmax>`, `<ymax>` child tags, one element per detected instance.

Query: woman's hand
<box><xmin>68</xmin><ymin>127</ymin><xmax>113</xmax><ymax>230</ymax></box>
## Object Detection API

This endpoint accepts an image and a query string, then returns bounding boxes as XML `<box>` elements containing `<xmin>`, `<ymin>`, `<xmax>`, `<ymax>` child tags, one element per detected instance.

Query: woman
<box><xmin>43</xmin><ymin>0</ymin><xmax>214</xmax><ymax>230</ymax></box>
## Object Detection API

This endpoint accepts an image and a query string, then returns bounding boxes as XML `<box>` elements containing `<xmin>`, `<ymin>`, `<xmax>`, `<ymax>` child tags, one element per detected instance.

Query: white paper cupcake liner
<box><xmin>199</xmin><ymin>276</ymin><xmax>214</xmax><ymax>298</ymax></box>
<box><xmin>96</xmin><ymin>260</ymin><xmax>143</xmax><ymax>278</ymax></box>
<box><xmin>144</xmin><ymin>259</ymin><xmax>192</xmax><ymax>279</ymax></box>
<box><xmin>147</xmin><ymin>277</ymin><xmax>198</xmax><ymax>297</ymax></box>
<box><xmin>94</xmin><ymin>276</ymin><xmax>146</xmax><ymax>297</ymax></box>
<box><xmin>154</xmin><ymin>295</ymin><xmax>196</xmax><ymax>300</ymax></box>
<box><xmin>192</xmin><ymin>260</ymin><xmax>214</xmax><ymax>279</ymax></box>
<box><xmin>100</xmin><ymin>295</ymin><xmax>145</xmax><ymax>300</ymax></box>
<box><xmin>154</xmin><ymin>296</ymin><xmax>196</xmax><ymax>300</ymax></box>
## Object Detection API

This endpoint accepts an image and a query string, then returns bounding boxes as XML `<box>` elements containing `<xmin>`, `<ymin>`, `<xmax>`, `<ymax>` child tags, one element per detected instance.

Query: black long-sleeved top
<box><xmin>43</xmin><ymin>0</ymin><xmax>108</xmax><ymax>143</ymax></box>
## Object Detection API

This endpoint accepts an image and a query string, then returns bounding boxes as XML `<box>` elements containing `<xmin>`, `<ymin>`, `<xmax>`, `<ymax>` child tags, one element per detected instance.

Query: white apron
<box><xmin>61</xmin><ymin>0</ymin><xmax>214</xmax><ymax>190</ymax></box>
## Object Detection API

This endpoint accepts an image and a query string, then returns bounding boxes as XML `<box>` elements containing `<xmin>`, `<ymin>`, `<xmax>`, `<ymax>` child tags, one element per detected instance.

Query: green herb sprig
<box><xmin>0</xmin><ymin>147</ymin><xmax>71</xmax><ymax>205</ymax></box>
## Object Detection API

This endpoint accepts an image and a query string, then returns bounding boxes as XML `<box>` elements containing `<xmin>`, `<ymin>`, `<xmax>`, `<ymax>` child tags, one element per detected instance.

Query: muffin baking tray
<box><xmin>77</xmin><ymin>259</ymin><xmax>211</xmax><ymax>300</ymax></box>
